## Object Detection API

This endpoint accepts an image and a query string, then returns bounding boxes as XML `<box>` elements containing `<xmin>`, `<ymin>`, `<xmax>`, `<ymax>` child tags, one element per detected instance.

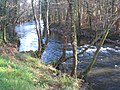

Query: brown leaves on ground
<box><xmin>0</xmin><ymin>43</ymin><xmax>18</xmax><ymax>60</ymax></box>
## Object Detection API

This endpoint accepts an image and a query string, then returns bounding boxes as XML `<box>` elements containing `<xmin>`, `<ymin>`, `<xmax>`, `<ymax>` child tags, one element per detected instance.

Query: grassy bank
<box><xmin>0</xmin><ymin>54</ymin><xmax>35</xmax><ymax>90</ymax></box>
<box><xmin>0</xmin><ymin>30</ymin><xmax>82</xmax><ymax>90</ymax></box>
<box><xmin>0</xmin><ymin>51</ymin><xmax>82</xmax><ymax>90</ymax></box>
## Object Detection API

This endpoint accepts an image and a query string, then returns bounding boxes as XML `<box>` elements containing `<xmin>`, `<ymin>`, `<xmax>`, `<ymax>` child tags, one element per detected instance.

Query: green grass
<box><xmin>0</xmin><ymin>55</ymin><xmax>35</xmax><ymax>90</ymax></box>
<box><xmin>0</xmin><ymin>52</ymin><xmax>81</xmax><ymax>90</ymax></box>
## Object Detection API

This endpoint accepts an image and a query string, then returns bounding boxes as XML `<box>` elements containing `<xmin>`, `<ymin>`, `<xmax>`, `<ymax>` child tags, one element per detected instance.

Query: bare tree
<box><xmin>31</xmin><ymin>0</ymin><xmax>50</xmax><ymax>58</ymax></box>
<box><xmin>31</xmin><ymin>0</ymin><xmax>42</xmax><ymax>58</ymax></box>
<box><xmin>81</xmin><ymin>15</ymin><xmax>120</xmax><ymax>79</ymax></box>
<box><xmin>68</xmin><ymin>0</ymin><xmax>78</xmax><ymax>77</ymax></box>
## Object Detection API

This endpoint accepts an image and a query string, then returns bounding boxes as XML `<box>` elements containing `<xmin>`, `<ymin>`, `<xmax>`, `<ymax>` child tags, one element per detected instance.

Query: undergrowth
<box><xmin>0</xmin><ymin>52</ymin><xmax>82</xmax><ymax>90</ymax></box>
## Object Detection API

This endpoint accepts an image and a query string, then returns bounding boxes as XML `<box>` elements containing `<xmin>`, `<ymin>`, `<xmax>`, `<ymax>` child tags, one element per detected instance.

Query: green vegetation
<box><xmin>0</xmin><ymin>54</ymin><xmax>35</xmax><ymax>90</ymax></box>
<box><xmin>0</xmin><ymin>52</ymin><xmax>81</xmax><ymax>90</ymax></box>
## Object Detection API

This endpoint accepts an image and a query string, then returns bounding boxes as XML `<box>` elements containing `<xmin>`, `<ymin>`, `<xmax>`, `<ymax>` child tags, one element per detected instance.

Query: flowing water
<box><xmin>16</xmin><ymin>22</ymin><xmax>120</xmax><ymax>90</ymax></box>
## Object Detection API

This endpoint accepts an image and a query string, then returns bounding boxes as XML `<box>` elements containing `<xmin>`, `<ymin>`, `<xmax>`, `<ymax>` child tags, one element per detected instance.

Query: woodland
<box><xmin>0</xmin><ymin>0</ymin><xmax>120</xmax><ymax>90</ymax></box>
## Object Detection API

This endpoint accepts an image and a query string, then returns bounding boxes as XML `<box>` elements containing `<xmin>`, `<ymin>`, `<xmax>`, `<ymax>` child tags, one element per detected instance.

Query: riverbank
<box><xmin>0</xmin><ymin>41</ymin><xmax>86</xmax><ymax>90</ymax></box>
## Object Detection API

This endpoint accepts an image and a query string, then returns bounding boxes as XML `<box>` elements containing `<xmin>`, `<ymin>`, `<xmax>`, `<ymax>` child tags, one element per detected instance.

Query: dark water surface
<box><xmin>16</xmin><ymin>22</ymin><xmax>120</xmax><ymax>90</ymax></box>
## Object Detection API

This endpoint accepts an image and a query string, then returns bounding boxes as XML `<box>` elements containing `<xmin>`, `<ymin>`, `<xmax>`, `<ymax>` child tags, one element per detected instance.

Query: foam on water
<box><xmin>66</xmin><ymin>45</ymin><xmax>120</xmax><ymax>55</ymax></box>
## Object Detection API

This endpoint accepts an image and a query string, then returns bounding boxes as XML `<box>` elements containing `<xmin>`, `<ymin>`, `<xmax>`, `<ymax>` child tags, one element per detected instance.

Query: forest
<box><xmin>0</xmin><ymin>0</ymin><xmax>120</xmax><ymax>90</ymax></box>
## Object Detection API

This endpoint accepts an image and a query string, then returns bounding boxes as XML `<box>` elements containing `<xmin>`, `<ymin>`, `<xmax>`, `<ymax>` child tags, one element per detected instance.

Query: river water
<box><xmin>16</xmin><ymin>22</ymin><xmax>120</xmax><ymax>90</ymax></box>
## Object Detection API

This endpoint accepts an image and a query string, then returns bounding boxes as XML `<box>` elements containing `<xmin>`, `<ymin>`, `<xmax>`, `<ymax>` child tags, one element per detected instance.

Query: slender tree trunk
<box><xmin>31</xmin><ymin>0</ymin><xmax>41</xmax><ymax>58</ymax></box>
<box><xmin>55</xmin><ymin>0</ymin><xmax>61</xmax><ymax>25</ymax></box>
<box><xmin>37</xmin><ymin>0</ymin><xmax>42</xmax><ymax>58</ymax></box>
<box><xmin>80</xmin><ymin>16</ymin><xmax>119</xmax><ymax>79</ymax></box>
<box><xmin>78</xmin><ymin>0</ymin><xmax>81</xmax><ymax>31</ymax></box>
<box><xmin>13</xmin><ymin>0</ymin><xmax>17</xmax><ymax>37</ymax></box>
<box><xmin>55</xmin><ymin>36</ymin><xmax>67</xmax><ymax>68</ymax></box>
<box><xmin>46</xmin><ymin>0</ymin><xmax>50</xmax><ymax>39</ymax></box>
<box><xmin>115</xmin><ymin>0</ymin><xmax>120</xmax><ymax>31</ymax></box>
<box><xmin>86</xmin><ymin>1</ymin><xmax>92</xmax><ymax>30</ymax></box>
<box><xmin>43</xmin><ymin>0</ymin><xmax>50</xmax><ymax>48</ymax></box>
<box><xmin>2</xmin><ymin>0</ymin><xmax>7</xmax><ymax>43</ymax></box>
<box><xmin>55</xmin><ymin>6</ymin><xmax>69</xmax><ymax>68</ymax></box>
<box><xmin>111</xmin><ymin>0</ymin><xmax>115</xmax><ymax>16</ymax></box>
<box><xmin>3</xmin><ymin>23</ymin><xmax>7</xmax><ymax>43</ymax></box>
<box><xmin>68</xmin><ymin>0</ymin><xmax>78</xmax><ymax>77</ymax></box>
<box><xmin>40</xmin><ymin>0</ymin><xmax>50</xmax><ymax>57</ymax></box>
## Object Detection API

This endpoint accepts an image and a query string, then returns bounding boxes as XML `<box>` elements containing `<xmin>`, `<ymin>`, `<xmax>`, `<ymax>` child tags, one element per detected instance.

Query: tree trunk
<box><xmin>55</xmin><ymin>0</ymin><xmax>61</xmax><ymax>25</ymax></box>
<box><xmin>13</xmin><ymin>0</ymin><xmax>18</xmax><ymax>37</ymax></box>
<box><xmin>78</xmin><ymin>0</ymin><xmax>81</xmax><ymax>31</ymax></box>
<box><xmin>2</xmin><ymin>0</ymin><xmax>7</xmax><ymax>43</ymax></box>
<box><xmin>55</xmin><ymin>36</ymin><xmax>67</xmax><ymax>69</ymax></box>
<box><xmin>80</xmin><ymin>16</ymin><xmax>119</xmax><ymax>79</ymax></box>
<box><xmin>68</xmin><ymin>0</ymin><xmax>78</xmax><ymax>77</ymax></box>
<box><xmin>111</xmin><ymin>0</ymin><xmax>115</xmax><ymax>16</ymax></box>
<box><xmin>54</xmin><ymin>6</ymin><xmax>69</xmax><ymax>68</ymax></box>
<box><xmin>46</xmin><ymin>0</ymin><xmax>50</xmax><ymax>40</ymax></box>
<box><xmin>3</xmin><ymin>23</ymin><xmax>7</xmax><ymax>43</ymax></box>
<box><xmin>115</xmin><ymin>0</ymin><xmax>120</xmax><ymax>31</ymax></box>
<box><xmin>37</xmin><ymin>0</ymin><xmax>42</xmax><ymax>58</ymax></box>
<box><xmin>86</xmin><ymin>1</ymin><xmax>92</xmax><ymax>30</ymax></box>
<box><xmin>38</xmin><ymin>0</ymin><xmax>50</xmax><ymax>58</ymax></box>
<box><xmin>31</xmin><ymin>0</ymin><xmax>41</xmax><ymax>58</ymax></box>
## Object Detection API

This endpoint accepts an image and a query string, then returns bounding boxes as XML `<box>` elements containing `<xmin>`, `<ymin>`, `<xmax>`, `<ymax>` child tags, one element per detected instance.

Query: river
<box><xmin>16</xmin><ymin>22</ymin><xmax>120</xmax><ymax>90</ymax></box>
